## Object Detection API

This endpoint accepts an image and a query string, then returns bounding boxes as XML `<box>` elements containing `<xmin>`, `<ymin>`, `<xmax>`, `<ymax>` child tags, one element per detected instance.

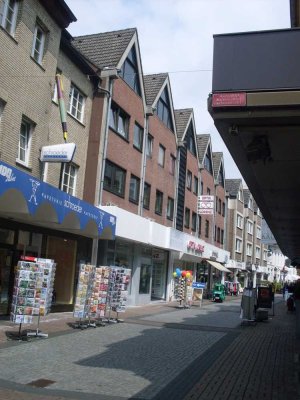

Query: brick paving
<box><xmin>0</xmin><ymin>296</ymin><xmax>298</xmax><ymax>400</ymax></box>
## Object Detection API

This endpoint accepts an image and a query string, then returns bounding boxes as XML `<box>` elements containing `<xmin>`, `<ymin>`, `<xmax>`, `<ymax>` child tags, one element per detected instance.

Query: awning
<box><xmin>207</xmin><ymin>260</ymin><xmax>231</xmax><ymax>273</ymax></box>
<box><xmin>179</xmin><ymin>252</ymin><xmax>203</xmax><ymax>263</ymax></box>
<box><xmin>0</xmin><ymin>161</ymin><xmax>116</xmax><ymax>239</ymax></box>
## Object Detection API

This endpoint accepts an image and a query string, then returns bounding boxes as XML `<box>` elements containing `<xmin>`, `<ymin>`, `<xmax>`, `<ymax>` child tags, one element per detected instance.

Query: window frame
<box><xmin>60</xmin><ymin>163</ymin><xmax>78</xmax><ymax>196</ymax></box>
<box><xmin>133</xmin><ymin>122</ymin><xmax>143</xmax><ymax>151</ymax></box>
<box><xmin>158</xmin><ymin>144</ymin><xmax>165</xmax><ymax>167</ymax></box>
<box><xmin>236</xmin><ymin>213</ymin><xmax>243</xmax><ymax>229</ymax></box>
<box><xmin>186</xmin><ymin>170</ymin><xmax>192</xmax><ymax>190</ymax></box>
<box><xmin>129</xmin><ymin>174</ymin><xmax>140</xmax><ymax>204</ymax></box>
<box><xmin>146</xmin><ymin>134</ymin><xmax>153</xmax><ymax>158</ymax></box>
<box><xmin>155</xmin><ymin>190</ymin><xmax>163</xmax><ymax>215</ymax></box>
<box><xmin>103</xmin><ymin>160</ymin><xmax>126</xmax><ymax>197</ymax></box>
<box><xmin>1</xmin><ymin>0</ymin><xmax>18</xmax><ymax>37</ymax></box>
<box><xmin>109</xmin><ymin>103</ymin><xmax>129</xmax><ymax>140</ymax></box>
<box><xmin>143</xmin><ymin>182</ymin><xmax>151</xmax><ymax>209</ymax></box>
<box><xmin>205</xmin><ymin>219</ymin><xmax>209</xmax><ymax>238</ymax></box>
<box><xmin>184</xmin><ymin>207</ymin><xmax>190</xmax><ymax>228</ymax></box>
<box><xmin>247</xmin><ymin>220</ymin><xmax>253</xmax><ymax>235</ymax></box>
<box><xmin>17</xmin><ymin>118</ymin><xmax>32</xmax><ymax>167</ymax></box>
<box><xmin>167</xmin><ymin>197</ymin><xmax>174</xmax><ymax>220</ymax></box>
<box><xmin>192</xmin><ymin>212</ymin><xmax>197</xmax><ymax>232</ymax></box>
<box><xmin>68</xmin><ymin>83</ymin><xmax>85</xmax><ymax>123</ymax></box>
<box><xmin>247</xmin><ymin>242</ymin><xmax>253</xmax><ymax>257</ymax></box>
<box><xmin>235</xmin><ymin>238</ymin><xmax>242</xmax><ymax>253</ymax></box>
<box><xmin>31</xmin><ymin>23</ymin><xmax>46</xmax><ymax>65</ymax></box>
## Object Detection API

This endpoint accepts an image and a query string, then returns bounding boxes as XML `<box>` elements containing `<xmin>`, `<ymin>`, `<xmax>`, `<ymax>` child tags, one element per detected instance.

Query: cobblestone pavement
<box><xmin>0</xmin><ymin>296</ymin><xmax>298</xmax><ymax>400</ymax></box>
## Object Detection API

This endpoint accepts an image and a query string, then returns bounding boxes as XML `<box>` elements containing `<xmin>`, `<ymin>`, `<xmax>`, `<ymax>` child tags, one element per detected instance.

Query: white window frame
<box><xmin>235</xmin><ymin>238</ymin><xmax>242</xmax><ymax>253</ymax></box>
<box><xmin>60</xmin><ymin>163</ymin><xmax>77</xmax><ymax>196</ymax></box>
<box><xmin>17</xmin><ymin>119</ymin><xmax>32</xmax><ymax>166</ymax></box>
<box><xmin>247</xmin><ymin>220</ymin><xmax>253</xmax><ymax>235</ymax></box>
<box><xmin>31</xmin><ymin>23</ymin><xmax>46</xmax><ymax>64</ymax></box>
<box><xmin>158</xmin><ymin>144</ymin><xmax>165</xmax><ymax>167</ymax></box>
<box><xmin>68</xmin><ymin>84</ymin><xmax>85</xmax><ymax>123</ymax></box>
<box><xmin>236</xmin><ymin>213</ymin><xmax>243</xmax><ymax>229</ymax></box>
<box><xmin>256</xmin><ymin>226</ymin><xmax>261</xmax><ymax>239</ymax></box>
<box><xmin>1</xmin><ymin>0</ymin><xmax>18</xmax><ymax>36</ymax></box>
<box><xmin>263</xmin><ymin>250</ymin><xmax>268</xmax><ymax>261</ymax></box>
<box><xmin>256</xmin><ymin>246</ymin><xmax>261</xmax><ymax>258</ymax></box>
<box><xmin>246</xmin><ymin>243</ymin><xmax>253</xmax><ymax>257</ymax></box>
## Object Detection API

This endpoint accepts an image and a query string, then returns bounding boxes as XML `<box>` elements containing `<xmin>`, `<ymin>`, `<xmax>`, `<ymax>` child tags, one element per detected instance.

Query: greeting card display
<box><xmin>73</xmin><ymin>264</ymin><xmax>95</xmax><ymax>318</ymax></box>
<box><xmin>10</xmin><ymin>259</ymin><xmax>56</xmax><ymax>324</ymax></box>
<box><xmin>88</xmin><ymin>266</ymin><xmax>110</xmax><ymax>318</ymax></box>
<box><xmin>173</xmin><ymin>268</ymin><xmax>193</xmax><ymax>308</ymax></box>
<box><xmin>107</xmin><ymin>267</ymin><xmax>131</xmax><ymax>314</ymax></box>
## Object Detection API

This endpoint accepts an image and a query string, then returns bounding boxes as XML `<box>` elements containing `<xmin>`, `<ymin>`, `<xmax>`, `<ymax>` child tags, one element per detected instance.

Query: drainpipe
<box><xmin>138</xmin><ymin>106</ymin><xmax>154</xmax><ymax>216</ymax></box>
<box><xmin>173</xmin><ymin>143</ymin><xmax>181</xmax><ymax>229</ymax></box>
<box><xmin>91</xmin><ymin>67</ymin><xmax>119</xmax><ymax>267</ymax></box>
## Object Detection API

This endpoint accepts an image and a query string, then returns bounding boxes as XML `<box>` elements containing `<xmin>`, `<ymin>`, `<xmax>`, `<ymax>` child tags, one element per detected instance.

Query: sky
<box><xmin>65</xmin><ymin>0</ymin><xmax>291</xmax><ymax>180</ymax></box>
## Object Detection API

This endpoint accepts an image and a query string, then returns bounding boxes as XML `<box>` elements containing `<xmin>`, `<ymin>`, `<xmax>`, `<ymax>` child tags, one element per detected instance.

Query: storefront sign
<box><xmin>197</xmin><ymin>195</ymin><xmax>214</xmax><ymax>215</ymax></box>
<box><xmin>40</xmin><ymin>143</ymin><xmax>76</xmax><ymax>163</ymax></box>
<box><xmin>211</xmin><ymin>251</ymin><xmax>219</xmax><ymax>259</ymax></box>
<box><xmin>0</xmin><ymin>161</ymin><xmax>116</xmax><ymax>239</ymax></box>
<box><xmin>192</xmin><ymin>282</ymin><xmax>206</xmax><ymax>289</ymax></box>
<box><xmin>187</xmin><ymin>240</ymin><xmax>204</xmax><ymax>253</ymax></box>
<box><xmin>212</xmin><ymin>92</ymin><xmax>246</xmax><ymax>107</ymax></box>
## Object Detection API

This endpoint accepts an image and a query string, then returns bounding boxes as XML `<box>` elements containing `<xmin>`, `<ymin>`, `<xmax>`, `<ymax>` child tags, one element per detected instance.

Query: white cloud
<box><xmin>65</xmin><ymin>0</ymin><xmax>290</xmax><ymax>179</ymax></box>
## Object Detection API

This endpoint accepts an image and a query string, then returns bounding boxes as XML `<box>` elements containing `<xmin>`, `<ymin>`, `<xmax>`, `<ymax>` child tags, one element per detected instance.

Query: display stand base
<box><xmin>73</xmin><ymin>320</ymin><xmax>88</xmax><ymax>329</ymax></box>
<box><xmin>26</xmin><ymin>330</ymin><xmax>48</xmax><ymax>339</ymax></box>
<box><xmin>107</xmin><ymin>319</ymin><xmax>118</xmax><ymax>324</ymax></box>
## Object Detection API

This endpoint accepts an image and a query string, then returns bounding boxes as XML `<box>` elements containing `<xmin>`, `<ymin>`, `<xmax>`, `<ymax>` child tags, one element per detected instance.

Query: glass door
<box><xmin>0</xmin><ymin>248</ymin><xmax>13</xmax><ymax>315</ymax></box>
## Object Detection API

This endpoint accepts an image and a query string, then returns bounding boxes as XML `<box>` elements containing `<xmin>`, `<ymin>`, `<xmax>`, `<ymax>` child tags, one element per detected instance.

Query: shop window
<box><xmin>0</xmin><ymin>229</ymin><xmax>14</xmax><ymax>245</ymax></box>
<box><xmin>1</xmin><ymin>0</ymin><xmax>19</xmax><ymax>37</ymax></box>
<box><xmin>60</xmin><ymin>163</ymin><xmax>77</xmax><ymax>196</ymax></box>
<box><xmin>68</xmin><ymin>83</ymin><xmax>85</xmax><ymax>123</ymax></box>
<box><xmin>104</xmin><ymin>160</ymin><xmax>126</xmax><ymax>197</ymax></box>
<box><xmin>143</xmin><ymin>182</ymin><xmax>151</xmax><ymax>209</ymax></box>
<box><xmin>139</xmin><ymin>264</ymin><xmax>151</xmax><ymax>294</ymax></box>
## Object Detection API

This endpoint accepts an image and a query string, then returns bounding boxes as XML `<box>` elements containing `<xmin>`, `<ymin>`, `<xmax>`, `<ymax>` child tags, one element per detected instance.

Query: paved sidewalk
<box><xmin>0</xmin><ymin>296</ymin><xmax>298</xmax><ymax>400</ymax></box>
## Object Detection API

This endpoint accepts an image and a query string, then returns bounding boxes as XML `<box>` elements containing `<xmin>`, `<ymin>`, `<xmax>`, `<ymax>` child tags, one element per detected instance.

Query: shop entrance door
<box><xmin>151</xmin><ymin>261</ymin><xmax>167</xmax><ymax>300</ymax></box>
<box><xmin>0</xmin><ymin>248</ymin><xmax>13</xmax><ymax>315</ymax></box>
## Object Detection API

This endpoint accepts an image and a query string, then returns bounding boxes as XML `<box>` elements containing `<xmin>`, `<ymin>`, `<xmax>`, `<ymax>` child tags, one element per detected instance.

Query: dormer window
<box><xmin>155</xmin><ymin>86</ymin><xmax>174</xmax><ymax>131</ymax></box>
<box><xmin>204</xmin><ymin>151</ymin><xmax>213</xmax><ymax>175</ymax></box>
<box><xmin>186</xmin><ymin>123</ymin><xmax>196</xmax><ymax>156</ymax></box>
<box><xmin>218</xmin><ymin>164</ymin><xmax>224</xmax><ymax>187</ymax></box>
<box><xmin>120</xmin><ymin>46</ymin><xmax>141</xmax><ymax>96</ymax></box>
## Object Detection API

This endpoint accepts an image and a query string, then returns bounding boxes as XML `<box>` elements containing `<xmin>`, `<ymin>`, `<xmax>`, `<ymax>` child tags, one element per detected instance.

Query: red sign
<box><xmin>212</xmin><ymin>92</ymin><xmax>246</xmax><ymax>107</ymax></box>
<box><xmin>20</xmin><ymin>256</ymin><xmax>37</xmax><ymax>261</ymax></box>
<box><xmin>187</xmin><ymin>241</ymin><xmax>204</xmax><ymax>253</ymax></box>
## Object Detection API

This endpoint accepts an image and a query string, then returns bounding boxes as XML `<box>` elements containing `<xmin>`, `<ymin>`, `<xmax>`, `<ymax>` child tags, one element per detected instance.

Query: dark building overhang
<box><xmin>39</xmin><ymin>0</ymin><xmax>77</xmax><ymax>29</ymax></box>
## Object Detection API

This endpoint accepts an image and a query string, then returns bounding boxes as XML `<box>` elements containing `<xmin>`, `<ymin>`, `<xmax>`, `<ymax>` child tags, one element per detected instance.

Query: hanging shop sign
<box><xmin>40</xmin><ymin>143</ymin><xmax>76</xmax><ymax>163</ymax></box>
<box><xmin>197</xmin><ymin>195</ymin><xmax>214</xmax><ymax>215</ymax></box>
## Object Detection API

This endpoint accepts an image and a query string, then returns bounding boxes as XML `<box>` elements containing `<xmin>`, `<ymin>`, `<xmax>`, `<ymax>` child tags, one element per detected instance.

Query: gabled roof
<box><xmin>196</xmin><ymin>134</ymin><xmax>210</xmax><ymax>164</ymax></box>
<box><xmin>143</xmin><ymin>73</ymin><xmax>168</xmax><ymax>106</ymax></box>
<box><xmin>174</xmin><ymin>109</ymin><xmax>193</xmax><ymax>140</ymax></box>
<box><xmin>72</xmin><ymin>28</ymin><xmax>136</xmax><ymax>69</ymax></box>
<box><xmin>212</xmin><ymin>152</ymin><xmax>223</xmax><ymax>181</ymax></box>
<box><xmin>243</xmin><ymin>188</ymin><xmax>251</xmax><ymax>206</ymax></box>
<box><xmin>225</xmin><ymin>179</ymin><xmax>242</xmax><ymax>197</ymax></box>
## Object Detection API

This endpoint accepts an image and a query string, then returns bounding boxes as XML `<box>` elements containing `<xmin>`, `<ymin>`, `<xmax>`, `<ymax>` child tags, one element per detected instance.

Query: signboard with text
<box><xmin>197</xmin><ymin>195</ymin><xmax>214</xmax><ymax>215</ymax></box>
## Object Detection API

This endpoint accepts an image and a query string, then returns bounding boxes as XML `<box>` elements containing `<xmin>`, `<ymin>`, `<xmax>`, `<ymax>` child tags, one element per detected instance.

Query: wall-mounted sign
<box><xmin>212</xmin><ymin>92</ymin><xmax>246</xmax><ymax>107</ymax></box>
<box><xmin>40</xmin><ymin>143</ymin><xmax>76</xmax><ymax>163</ymax></box>
<box><xmin>197</xmin><ymin>195</ymin><xmax>214</xmax><ymax>215</ymax></box>
<box><xmin>187</xmin><ymin>240</ymin><xmax>204</xmax><ymax>253</ymax></box>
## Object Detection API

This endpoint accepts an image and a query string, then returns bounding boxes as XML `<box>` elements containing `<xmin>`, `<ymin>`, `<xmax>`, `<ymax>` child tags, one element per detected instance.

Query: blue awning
<box><xmin>0</xmin><ymin>161</ymin><xmax>116</xmax><ymax>239</ymax></box>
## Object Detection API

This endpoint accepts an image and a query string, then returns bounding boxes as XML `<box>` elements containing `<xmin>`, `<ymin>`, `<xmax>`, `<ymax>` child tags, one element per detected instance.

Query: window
<box><xmin>109</xmin><ymin>103</ymin><xmax>129</xmax><ymax>139</ymax></box>
<box><xmin>31</xmin><ymin>23</ymin><xmax>46</xmax><ymax>64</ymax></box>
<box><xmin>215</xmin><ymin>196</ymin><xmax>218</xmax><ymax>212</ymax></box>
<box><xmin>256</xmin><ymin>246</ymin><xmax>261</xmax><ymax>258</ymax></box>
<box><xmin>68</xmin><ymin>84</ymin><xmax>85</xmax><ymax>122</ymax></box>
<box><xmin>146</xmin><ymin>134</ymin><xmax>153</xmax><ymax>157</ymax></box>
<box><xmin>204</xmin><ymin>151</ymin><xmax>213</xmax><ymax>174</ymax></box>
<box><xmin>236</xmin><ymin>214</ymin><xmax>243</xmax><ymax>229</ymax></box>
<box><xmin>1</xmin><ymin>0</ymin><xmax>18</xmax><ymax>36</ymax></box>
<box><xmin>186</xmin><ymin>170</ymin><xmax>192</xmax><ymax>190</ymax></box>
<box><xmin>133</xmin><ymin>123</ymin><xmax>143</xmax><ymax>150</ymax></box>
<box><xmin>17</xmin><ymin>119</ymin><xmax>32</xmax><ymax>166</ymax></box>
<box><xmin>221</xmin><ymin>229</ymin><xmax>224</xmax><ymax>245</ymax></box>
<box><xmin>184</xmin><ymin>208</ymin><xmax>190</xmax><ymax>228</ymax></box>
<box><xmin>155</xmin><ymin>190</ymin><xmax>163</xmax><ymax>215</ymax></box>
<box><xmin>198</xmin><ymin>216</ymin><xmax>202</xmax><ymax>236</ymax></box>
<box><xmin>170</xmin><ymin>154</ymin><xmax>176</xmax><ymax>175</ymax></box>
<box><xmin>247</xmin><ymin>243</ymin><xmax>252</xmax><ymax>256</ymax></box>
<box><xmin>247</xmin><ymin>220</ymin><xmax>253</xmax><ymax>235</ymax></box>
<box><xmin>158</xmin><ymin>144</ymin><xmax>165</xmax><ymax>167</ymax></box>
<box><xmin>155</xmin><ymin>86</ymin><xmax>174</xmax><ymax>131</ymax></box>
<box><xmin>222</xmin><ymin>202</ymin><xmax>225</xmax><ymax>217</ymax></box>
<box><xmin>248</xmin><ymin>197</ymin><xmax>253</xmax><ymax>210</ymax></box>
<box><xmin>218</xmin><ymin>199</ymin><xmax>222</xmax><ymax>214</ymax></box>
<box><xmin>129</xmin><ymin>175</ymin><xmax>140</xmax><ymax>203</ymax></box>
<box><xmin>60</xmin><ymin>163</ymin><xmax>77</xmax><ymax>195</ymax></box>
<box><xmin>218</xmin><ymin>165</ymin><xmax>225</xmax><ymax>187</ymax></box>
<box><xmin>143</xmin><ymin>182</ymin><xmax>151</xmax><ymax>209</ymax></box>
<box><xmin>257</xmin><ymin>226</ymin><xmax>261</xmax><ymax>239</ymax></box>
<box><xmin>167</xmin><ymin>197</ymin><xmax>174</xmax><ymax>220</ymax></box>
<box><xmin>207</xmin><ymin>188</ymin><xmax>211</xmax><ymax>195</ymax></box>
<box><xmin>200</xmin><ymin>182</ymin><xmax>203</xmax><ymax>195</ymax></box>
<box><xmin>192</xmin><ymin>212</ymin><xmax>197</xmax><ymax>232</ymax></box>
<box><xmin>120</xmin><ymin>45</ymin><xmax>141</xmax><ymax>96</ymax></box>
<box><xmin>217</xmin><ymin>227</ymin><xmax>221</xmax><ymax>243</ymax></box>
<box><xmin>205</xmin><ymin>220</ymin><xmax>209</xmax><ymax>238</ymax></box>
<box><xmin>193</xmin><ymin>176</ymin><xmax>198</xmax><ymax>195</ymax></box>
<box><xmin>186</xmin><ymin>123</ymin><xmax>196</xmax><ymax>156</ymax></box>
<box><xmin>235</xmin><ymin>238</ymin><xmax>242</xmax><ymax>253</ymax></box>
<box><xmin>104</xmin><ymin>160</ymin><xmax>126</xmax><ymax>197</ymax></box>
